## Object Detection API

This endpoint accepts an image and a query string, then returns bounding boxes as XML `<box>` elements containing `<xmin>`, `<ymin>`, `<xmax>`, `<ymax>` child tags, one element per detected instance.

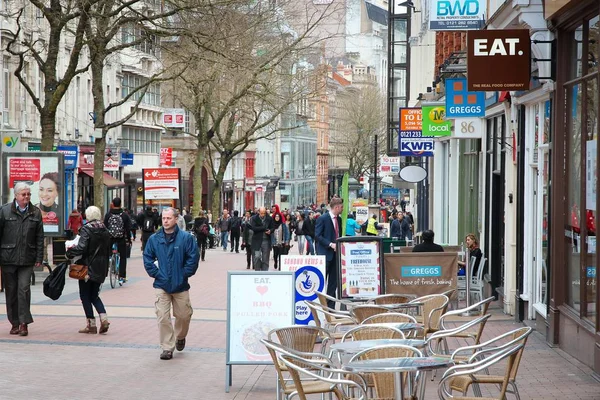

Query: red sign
<box><xmin>176</xmin><ymin>114</ymin><xmax>184</xmax><ymax>124</ymax></box>
<box><xmin>159</xmin><ymin>148</ymin><xmax>173</xmax><ymax>166</ymax></box>
<box><xmin>163</xmin><ymin>114</ymin><xmax>173</xmax><ymax>124</ymax></box>
<box><xmin>9</xmin><ymin>158</ymin><xmax>41</xmax><ymax>187</ymax></box>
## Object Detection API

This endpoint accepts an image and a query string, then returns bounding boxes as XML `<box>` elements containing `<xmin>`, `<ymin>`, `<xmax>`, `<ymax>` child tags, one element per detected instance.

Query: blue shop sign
<box><xmin>120</xmin><ymin>151</ymin><xmax>134</xmax><ymax>166</ymax></box>
<box><xmin>57</xmin><ymin>145</ymin><xmax>78</xmax><ymax>169</ymax></box>
<box><xmin>445</xmin><ymin>78</ymin><xmax>485</xmax><ymax>118</ymax></box>
<box><xmin>401</xmin><ymin>266</ymin><xmax>442</xmax><ymax>278</ymax></box>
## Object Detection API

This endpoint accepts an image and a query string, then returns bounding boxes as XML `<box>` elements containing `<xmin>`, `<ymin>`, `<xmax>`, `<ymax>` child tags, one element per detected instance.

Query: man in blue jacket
<box><xmin>143</xmin><ymin>207</ymin><xmax>199</xmax><ymax>360</ymax></box>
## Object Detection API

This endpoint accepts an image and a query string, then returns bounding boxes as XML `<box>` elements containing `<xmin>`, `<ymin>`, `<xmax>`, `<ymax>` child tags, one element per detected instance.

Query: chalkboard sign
<box><xmin>225</xmin><ymin>272</ymin><xmax>294</xmax><ymax>392</ymax></box>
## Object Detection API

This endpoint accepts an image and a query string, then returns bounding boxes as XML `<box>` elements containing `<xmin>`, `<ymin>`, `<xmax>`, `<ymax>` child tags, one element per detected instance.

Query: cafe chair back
<box><xmin>342</xmin><ymin>324</ymin><xmax>406</xmax><ymax>342</ymax></box>
<box><xmin>438</xmin><ymin>342</ymin><xmax>525</xmax><ymax>400</ymax></box>
<box><xmin>410</xmin><ymin>294</ymin><xmax>449</xmax><ymax>338</ymax></box>
<box><xmin>362</xmin><ymin>312</ymin><xmax>417</xmax><ymax>325</ymax></box>
<box><xmin>470</xmin><ymin>257</ymin><xmax>488</xmax><ymax>304</ymax></box>
<box><xmin>261</xmin><ymin>338</ymin><xmax>334</xmax><ymax>400</ymax></box>
<box><xmin>350</xmin><ymin>344</ymin><xmax>423</xmax><ymax>400</ymax></box>
<box><xmin>305</xmin><ymin>300</ymin><xmax>354</xmax><ymax>335</ymax></box>
<box><xmin>350</xmin><ymin>305</ymin><xmax>392</xmax><ymax>323</ymax></box>
<box><xmin>280</xmin><ymin>353</ymin><xmax>369</xmax><ymax>400</ymax></box>
<box><xmin>426</xmin><ymin>314</ymin><xmax>491</xmax><ymax>358</ymax></box>
<box><xmin>316</xmin><ymin>290</ymin><xmax>353</xmax><ymax>311</ymax></box>
<box><xmin>268</xmin><ymin>325</ymin><xmax>333</xmax><ymax>355</ymax></box>
<box><xmin>370</xmin><ymin>294</ymin><xmax>412</xmax><ymax>305</ymax></box>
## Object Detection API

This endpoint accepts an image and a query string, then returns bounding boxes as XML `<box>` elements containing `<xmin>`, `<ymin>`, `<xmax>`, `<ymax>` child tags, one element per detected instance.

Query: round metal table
<box><xmin>331</xmin><ymin>339</ymin><xmax>426</xmax><ymax>355</ymax></box>
<box><xmin>343</xmin><ymin>356</ymin><xmax>453</xmax><ymax>400</ymax></box>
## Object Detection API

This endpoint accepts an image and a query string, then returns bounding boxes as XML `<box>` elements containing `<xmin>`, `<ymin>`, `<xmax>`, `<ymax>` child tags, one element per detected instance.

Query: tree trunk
<box><xmin>89</xmin><ymin>48</ymin><xmax>107</xmax><ymax>211</ymax></box>
<box><xmin>210</xmin><ymin>160</ymin><xmax>228</xmax><ymax>218</ymax></box>
<box><xmin>191</xmin><ymin>146</ymin><xmax>207</xmax><ymax>216</ymax></box>
<box><xmin>93</xmin><ymin>135</ymin><xmax>107</xmax><ymax>213</ymax></box>
<box><xmin>40</xmin><ymin>112</ymin><xmax>57</xmax><ymax>151</ymax></box>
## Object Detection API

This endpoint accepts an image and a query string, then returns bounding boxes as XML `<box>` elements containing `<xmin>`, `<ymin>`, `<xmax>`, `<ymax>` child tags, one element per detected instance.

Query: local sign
<box><xmin>421</xmin><ymin>105</ymin><xmax>452</xmax><ymax>137</ymax></box>
<box><xmin>142</xmin><ymin>168</ymin><xmax>181</xmax><ymax>200</ymax></box>
<box><xmin>467</xmin><ymin>29</ymin><xmax>531</xmax><ymax>91</ymax></box>
<box><xmin>429</xmin><ymin>0</ymin><xmax>486</xmax><ymax>31</ymax></box>
<box><xmin>445</xmin><ymin>78</ymin><xmax>485</xmax><ymax>118</ymax></box>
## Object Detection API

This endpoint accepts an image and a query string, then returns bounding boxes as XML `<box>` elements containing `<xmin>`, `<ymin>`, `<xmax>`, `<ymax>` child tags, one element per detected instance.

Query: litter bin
<box><xmin>382</xmin><ymin>238</ymin><xmax>406</xmax><ymax>253</ymax></box>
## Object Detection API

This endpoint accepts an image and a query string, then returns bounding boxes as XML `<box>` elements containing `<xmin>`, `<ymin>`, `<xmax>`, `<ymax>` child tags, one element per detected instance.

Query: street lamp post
<box><xmin>373</xmin><ymin>134</ymin><xmax>378</xmax><ymax>204</ymax></box>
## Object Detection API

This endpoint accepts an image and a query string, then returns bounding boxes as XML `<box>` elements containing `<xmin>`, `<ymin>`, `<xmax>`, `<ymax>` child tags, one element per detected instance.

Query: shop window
<box><xmin>590</xmin><ymin>17</ymin><xmax>599</xmax><ymax>74</ymax></box>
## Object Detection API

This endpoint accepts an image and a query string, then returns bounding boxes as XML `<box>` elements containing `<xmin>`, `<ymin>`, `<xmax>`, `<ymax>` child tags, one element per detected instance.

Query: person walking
<box><xmin>249</xmin><ymin>207</ymin><xmax>274</xmax><ymax>271</ymax></box>
<box><xmin>66</xmin><ymin>206</ymin><xmax>111</xmax><ymax>334</ymax></box>
<box><xmin>143</xmin><ymin>208</ymin><xmax>199</xmax><ymax>360</ymax></box>
<box><xmin>390</xmin><ymin>213</ymin><xmax>402</xmax><ymax>239</ymax></box>
<box><xmin>366</xmin><ymin>214</ymin><xmax>382</xmax><ymax>236</ymax></box>
<box><xmin>345</xmin><ymin>214</ymin><xmax>362</xmax><ymax>237</ymax></box>
<box><xmin>67</xmin><ymin>208</ymin><xmax>84</xmax><ymax>236</ymax></box>
<box><xmin>271</xmin><ymin>213</ymin><xmax>290</xmax><ymax>270</ymax></box>
<box><xmin>0</xmin><ymin>182</ymin><xmax>44</xmax><ymax>336</ymax></box>
<box><xmin>176</xmin><ymin>209</ymin><xmax>187</xmax><ymax>231</ymax></box>
<box><xmin>399</xmin><ymin>213</ymin><xmax>412</xmax><ymax>241</ymax></box>
<box><xmin>228</xmin><ymin>210</ymin><xmax>242</xmax><ymax>253</ymax></box>
<box><xmin>138</xmin><ymin>206</ymin><xmax>158</xmax><ymax>251</ymax></box>
<box><xmin>315</xmin><ymin>198</ymin><xmax>343</xmax><ymax>309</ymax></box>
<box><xmin>193</xmin><ymin>211</ymin><xmax>210</xmax><ymax>262</ymax></box>
<box><xmin>242</xmin><ymin>211</ymin><xmax>254</xmax><ymax>269</ymax></box>
<box><xmin>296</xmin><ymin>212</ymin><xmax>306</xmax><ymax>255</ymax></box>
<box><xmin>302</xmin><ymin>212</ymin><xmax>316</xmax><ymax>255</ymax></box>
<box><xmin>217</xmin><ymin>210</ymin><xmax>230</xmax><ymax>251</ymax></box>
<box><xmin>104</xmin><ymin>197</ymin><xmax>132</xmax><ymax>284</ymax></box>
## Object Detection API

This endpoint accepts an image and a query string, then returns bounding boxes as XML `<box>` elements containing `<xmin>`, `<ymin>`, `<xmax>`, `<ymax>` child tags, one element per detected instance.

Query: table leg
<box><xmin>393</xmin><ymin>371</ymin><xmax>404</xmax><ymax>400</ymax></box>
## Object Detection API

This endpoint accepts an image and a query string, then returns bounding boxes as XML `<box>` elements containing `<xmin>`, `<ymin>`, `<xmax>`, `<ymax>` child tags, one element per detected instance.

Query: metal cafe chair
<box><xmin>342</xmin><ymin>324</ymin><xmax>406</xmax><ymax>342</ymax></box>
<box><xmin>369</xmin><ymin>294</ymin><xmax>413</xmax><ymax>305</ymax></box>
<box><xmin>305</xmin><ymin>300</ymin><xmax>355</xmax><ymax>340</ymax></box>
<box><xmin>362</xmin><ymin>312</ymin><xmax>417</xmax><ymax>325</ymax></box>
<box><xmin>350</xmin><ymin>305</ymin><xmax>392</xmax><ymax>324</ymax></box>
<box><xmin>409</xmin><ymin>294</ymin><xmax>449</xmax><ymax>339</ymax></box>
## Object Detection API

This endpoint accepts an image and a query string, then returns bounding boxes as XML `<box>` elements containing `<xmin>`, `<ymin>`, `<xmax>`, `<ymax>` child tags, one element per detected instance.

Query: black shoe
<box><xmin>247</xmin><ymin>266</ymin><xmax>250</xmax><ymax>269</ymax></box>
<box><xmin>160</xmin><ymin>350</ymin><xmax>173</xmax><ymax>360</ymax></box>
<box><xmin>176</xmin><ymin>338</ymin><xmax>186</xmax><ymax>351</ymax></box>
<box><xmin>236</xmin><ymin>250</ymin><xmax>239</xmax><ymax>253</ymax></box>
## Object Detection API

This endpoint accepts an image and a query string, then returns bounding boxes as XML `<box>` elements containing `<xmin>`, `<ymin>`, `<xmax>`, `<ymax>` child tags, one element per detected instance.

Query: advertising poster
<box><xmin>355</xmin><ymin>206</ymin><xmax>369</xmax><ymax>226</ymax></box>
<box><xmin>143</xmin><ymin>168</ymin><xmax>181</xmax><ymax>200</ymax></box>
<box><xmin>379</xmin><ymin>156</ymin><xmax>400</xmax><ymax>176</ymax></box>
<box><xmin>384</xmin><ymin>253</ymin><xmax>458</xmax><ymax>297</ymax></box>
<box><xmin>226</xmin><ymin>272</ymin><xmax>294</xmax><ymax>364</ymax></box>
<box><xmin>429</xmin><ymin>0</ymin><xmax>486</xmax><ymax>31</ymax></box>
<box><xmin>2</xmin><ymin>152</ymin><xmax>64</xmax><ymax>236</ymax></box>
<box><xmin>280</xmin><ymin>255</ymin><xmax>326</xmax><ymax>325</ymax></box>
<box><xmin>586</xmin><ymin>139</ymin><xmax>597</xmax><ymax>211</ymax></box>
<box><xmin>339</xmin><ymin>240</ymin><xmax>382</xmax><ymax>298</ymax></box>
<box><xmin>399</xmin><ymin>107</ymin><xmax>423</xmax><ymax>138</ymax></box>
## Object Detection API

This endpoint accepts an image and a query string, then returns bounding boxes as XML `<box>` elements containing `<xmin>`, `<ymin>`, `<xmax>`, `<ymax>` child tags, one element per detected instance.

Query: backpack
<box><xmin>43</xmin><ymin>262</ymin><xmax>68</xmax><ymax>301</ymax></box>
<box><xmin>143</xmin><ymin>216</ymin><xmax>155</xmax><ymax>232</ymax></box>
<box><xmin>107</xmin><ymin>213</ymin><xmax>125</xmax><ymax>238</ymax></box>
<box><xmin>199</xmin><ymin>223</ymin><xmax>209</xmax><ymax>236</ymax></box>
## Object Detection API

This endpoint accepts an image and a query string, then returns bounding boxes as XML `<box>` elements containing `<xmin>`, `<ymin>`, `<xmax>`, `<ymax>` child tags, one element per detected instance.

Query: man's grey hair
<box><xmin>85</xmin><ymin>206</ymin><xmax>102</xmax><ymax>222</ymax></box>
<box><xmin>14</xmin><ymin>182</ymin><xmax>31</xmax><ymax>195</ymax></box>
<box><xmin>163</xmin><ymin>207</ymin><xmax>178</xmax><ymax>217</ymax></box>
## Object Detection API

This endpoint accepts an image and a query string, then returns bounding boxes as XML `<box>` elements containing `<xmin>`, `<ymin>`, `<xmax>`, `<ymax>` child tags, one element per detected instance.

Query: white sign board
<box><xmin>281</xmin><ymin>255</ymin><xmax>326</xmax><ymax>325</ymax></box>
<box><xmin>162</xmin><ymin>108</ymin><xmax>185</xmax><ymax>128</ymax></box>
<box><xmin>452</xmin><ymin>118</ymin><xmax>484</xmax><ymax>139</ymax></box>
<box><xmin>142</xmin><ymin>168</ymin><xmax>180</xmax><ymax>200</ymax></box>
<box><xmin>429</xmin><ymin>0</ymin><xmax>486</xmax><ymax>31</ymax></box>
<box><xmin>355</xmin><ymin>207</ymin><xmax>369</xmax><ymax>226</ymax></box>
<box><xmin>226</xmin><ymin>272</ymin><xmax>294</xmax><ymax>365</ymax></box>
<box><xmin>379</xmin><ymin>156</ymin><xmax>400</xmax><ymax>176</ymax></box>
<box><xmin>339</xmin><ymin>240</ymin><xmax>382</xmax><ymax>298</ymax></box>
<box><xmin>587</xmin><ymin>139</ymin><xmax>597</xmax><ymax>210</ymax></box>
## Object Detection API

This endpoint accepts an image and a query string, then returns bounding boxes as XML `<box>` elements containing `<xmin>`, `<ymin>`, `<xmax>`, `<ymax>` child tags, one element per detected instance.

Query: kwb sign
<box><xmin>467</xmin><ymin>29</ymin><xmax>531</xmax><ymax>91</ymax></box>
<box><xmin>400</xmin><ymin>138</ymin><xmax>434</xmax><ymax>157</ymax></box>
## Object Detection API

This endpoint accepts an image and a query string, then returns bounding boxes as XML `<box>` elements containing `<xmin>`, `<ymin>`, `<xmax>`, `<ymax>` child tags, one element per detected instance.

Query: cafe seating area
<box><xmin>262</xmin><ymin>291</ymin><xmax>531</xmax><ymax>400</ymax></box>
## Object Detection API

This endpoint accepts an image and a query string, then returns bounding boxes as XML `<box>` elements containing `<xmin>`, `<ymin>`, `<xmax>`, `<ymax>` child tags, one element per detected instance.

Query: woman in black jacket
<box><xmin>193</xmin><ymin>210</ymin><xmax>209</xmax><ymax>262</ymax></box>
<box><xmin>66</xmin><ymin>206</ymin><xmax>111</xmax><ymax>334</ymax></box>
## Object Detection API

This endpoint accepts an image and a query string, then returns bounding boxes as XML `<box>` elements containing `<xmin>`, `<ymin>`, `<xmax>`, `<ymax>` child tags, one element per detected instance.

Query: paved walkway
<box><xmin>0</xmin><ymin>243</ymin><xmax>599</xmax><ymax>399</ymax></box>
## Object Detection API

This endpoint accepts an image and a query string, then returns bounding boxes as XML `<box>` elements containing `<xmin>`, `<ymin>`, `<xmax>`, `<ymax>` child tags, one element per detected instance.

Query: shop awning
<box><xmin>79</xmin><ymin>169</ymin><xmax>126</xmax><ymax>189</ymax></box>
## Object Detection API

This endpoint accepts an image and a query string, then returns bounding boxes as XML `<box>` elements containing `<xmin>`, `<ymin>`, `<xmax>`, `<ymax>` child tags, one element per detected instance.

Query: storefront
<box><xmin>545</xmin><ymin>0</ymin><xmax>600</xmax><ymax>374</ymax></box>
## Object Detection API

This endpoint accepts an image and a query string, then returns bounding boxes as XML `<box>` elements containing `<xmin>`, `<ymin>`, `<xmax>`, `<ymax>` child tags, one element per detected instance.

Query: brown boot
<box><xmin>79</xmin><ymin>318</ymin><xmax>97</xmax><ymax>334</ymax></box>
<box><xmin>98</xmin><ymin>313</ymin><xmax>110</xmax><ymax>334</ymax></box>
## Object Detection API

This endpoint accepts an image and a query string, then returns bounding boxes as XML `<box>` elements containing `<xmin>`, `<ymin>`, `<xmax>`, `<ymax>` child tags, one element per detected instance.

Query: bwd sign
<box><xmin>467</xmin><ymin>29</ymin><xmax>531</xmax><ymax>91</ymax></box>
<box><xmin>429</xmin><ymin>0</ymin><xmax>486</xmax><ymax>31</ymax></box>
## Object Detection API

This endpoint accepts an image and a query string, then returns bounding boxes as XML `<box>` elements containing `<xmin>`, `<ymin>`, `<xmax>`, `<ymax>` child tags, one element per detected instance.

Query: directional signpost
<box><xmin>142</xmin><ymin>167</ymin><xmax>182</xmax><ymax>208</ymax></box>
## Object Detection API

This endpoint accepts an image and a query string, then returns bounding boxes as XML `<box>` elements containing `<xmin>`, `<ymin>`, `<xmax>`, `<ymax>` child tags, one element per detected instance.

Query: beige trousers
<box><xmin>154</xmin><ymin>289</ymin><xmax>193</xmax><ymax>351</ymax></box>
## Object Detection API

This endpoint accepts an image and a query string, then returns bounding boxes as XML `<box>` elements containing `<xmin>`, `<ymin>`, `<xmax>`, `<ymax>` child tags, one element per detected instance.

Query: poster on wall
<box><xmin>280</xmin><ymin>255</ymin><xmax>326</xmax><ymax>325</ymax></box>
<box><xmin>2</xmin><ymin>152</ymin><xmax>65</xmax><ymax>236</ymax></box>
<box><xmin>226</xmin><ymin>271</ymin><xmax>294</xmax><ymax>365</ymax></box>
<box><xmin>355</xmin><ymin>206</ymin><xmax>369</xmax><ymax>226</ymax></box>
<box><xmin>338</xmin><ymin>237</ymin><xmax>384</xmax><ymax>299</ymax></box>
<box><xmin>384</xmin><ymin>253</ymin><xmax>458</xmax><ymax>297</ymax></box>
<box><xmin>586</xmin><ymin>139</ymin><xmax>597</xmax><ymax>211</ymax></box>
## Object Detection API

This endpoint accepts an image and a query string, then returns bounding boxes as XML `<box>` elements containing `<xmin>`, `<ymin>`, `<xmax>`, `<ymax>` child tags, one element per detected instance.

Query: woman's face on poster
<box><xmin>39</xmin><ymin>178</ymin><xmax>58</xmax><ymax>206</ymax></box>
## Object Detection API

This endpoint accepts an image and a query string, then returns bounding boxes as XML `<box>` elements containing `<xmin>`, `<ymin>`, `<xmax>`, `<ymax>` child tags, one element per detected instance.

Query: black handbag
<box><xmin>43</xmin><ymin>262</ymin><xmax>69</xmax><ymax>300</ymax></box>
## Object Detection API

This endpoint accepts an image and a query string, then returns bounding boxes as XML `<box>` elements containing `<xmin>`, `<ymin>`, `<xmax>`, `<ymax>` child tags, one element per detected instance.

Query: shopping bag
<box><xmin>43</xmin><ymin>262</ymin><xmax>69</xmax><ymax>301</ymax></box>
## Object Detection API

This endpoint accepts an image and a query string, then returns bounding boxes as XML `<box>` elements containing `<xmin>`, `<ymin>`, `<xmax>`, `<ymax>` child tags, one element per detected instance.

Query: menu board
<box><xmin>226</xmin><ymin>272</ymin><xmax>294</xmax><ymax>365</ymax></box>
<box><xmin>339</xmin><ymin>240</ymin><xmax>383</xmax><ymax>298</ymax></box>
<box><xmin>281</xmin><ymin>255</ymin><xmax>326</xmax><ymax>325</ymax></box>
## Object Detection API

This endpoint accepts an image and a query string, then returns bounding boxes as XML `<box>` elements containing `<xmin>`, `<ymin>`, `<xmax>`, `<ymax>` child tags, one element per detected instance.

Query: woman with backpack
<box><xmin>193</xmin><ymin>211</ymin><xmax>209</xmax><ymax>262</ymax></box>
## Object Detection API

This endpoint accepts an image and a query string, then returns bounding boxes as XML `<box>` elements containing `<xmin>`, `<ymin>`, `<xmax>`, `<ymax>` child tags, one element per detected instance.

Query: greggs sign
<box><xmin>467</xmin><ymin>29</ymin><xmax>531</xmax><ymax>91</ymax></box>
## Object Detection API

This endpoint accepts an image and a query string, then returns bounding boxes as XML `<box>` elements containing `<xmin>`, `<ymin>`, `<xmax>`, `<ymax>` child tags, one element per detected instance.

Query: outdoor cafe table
<box><xmin>330</xmin><ymin>339</ymin><xmax>426</xmax><ymax>357</ymax></box>
<box><xmin>368</xmin><ymin>322</ymin><xmax>424</xmax><ymax>334</ymax></box>
<box><xmin>343</xmin><ymin>357</ymin><xmax>454</xmax><ymax>400</ymax></box>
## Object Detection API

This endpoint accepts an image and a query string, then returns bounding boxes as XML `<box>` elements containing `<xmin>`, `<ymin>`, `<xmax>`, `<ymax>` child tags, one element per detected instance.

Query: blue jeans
<box><xmin>305</xmin><ymin>236</ymin><xmax>315</xmax><ymax>255</ymax></box>
<box><xmin>221</xmin><ymin>231</ymin><xmax>229</xmax><ymax>250</ymax></box>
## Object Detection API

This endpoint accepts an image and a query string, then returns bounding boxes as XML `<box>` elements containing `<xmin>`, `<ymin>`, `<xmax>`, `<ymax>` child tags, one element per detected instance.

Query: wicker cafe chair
<box><xmin>362</xmin><ymin>312</ymin><xmax>418</xmax><ymax>325</ymax></box>
<box><xmin>436</xmin><ymin>297</ymin><xmax>495</xmax><ymax>354</ymax></box>
<box><xmin>269</xmin><ymin>325</ymin><xmax>333</xmax><ymax>355</ymax></box>
<box><xmin>438</xmin><ymin>342</ymin><xmax>525</xmax><ymax>400</ymax></box>
<box><xmin>410</xmin><ymin>294</ymin><xmax>449</xmax><ymax>338</ymax></box>
<box><xmin>305</xmin><ymin>300</ymin><xmax>355</xmax><ymax>339</ymax></box>
<box><xmin>280</xmin><ymin>353</ymin><xmax>369</xmax><ymax>400</ymax></box>
<box><xmin>350</xmin><ymin>344</ymin><xmax>423</xmax><ymax>400</ymax></box>
<box><xmin>261</xmin><ymin>339</ymin><xmax>334</xmax><ymax>400</ymax></box>
<box><xmin>370</xmin><ymin>294</ymin><xmax>412</xmax><ymax>305</ymax></box>
<box><xmin>317</xmin><ymin>290</ymin><xmax>354</xmax><ymax>311</ymax></box>
<box><xmin>426</xmin><ymin>314</ymin><xmax>492</xmax><ymax>360</ymax></box>
<box><xmin>341</xmin><ymin>324</ymin><xmax>406</xmax><ymax>342</ymax></box>
<box><xmin>350</xmin><ymin>305</ymin><xmax>392</xmax><ymax>323</ymax></box>
<box><xmin>447</xmin><ymin>327</ymin><xmax>532</xmax><ymax>400</ymax></box>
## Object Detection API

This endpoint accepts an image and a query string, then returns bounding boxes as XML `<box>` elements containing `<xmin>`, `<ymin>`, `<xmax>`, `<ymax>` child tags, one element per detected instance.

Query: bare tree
<box><xmin>333</xmin><ymin>83</ymin><xmax>386</xmax><ymax>182</ymax></box>
<box><xmin>6</xmin><ymin>0</ymin><xmax>95</xmax><ymax>150</ymax></box>
<box><xmin>164</xmin><ymin>0</ymin><xmax>340</xmax><ymax>215</ymax></box>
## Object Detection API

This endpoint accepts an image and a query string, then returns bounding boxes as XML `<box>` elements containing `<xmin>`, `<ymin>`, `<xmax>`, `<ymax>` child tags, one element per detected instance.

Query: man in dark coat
<box><xmin>137</xmin><ymin>206</ymin><xmax>159</xmax><ymax>251</ymax></box>
<box><xmin>315</xmin><ymin>198</ymin><xmax>344</xmax><ymax>308</ymax></box>
<box><xmin>412</xmin><ymin>230</ymin><xmax>444</xmax><ymax>253</ymax></box>
<box><xmin>249</xmin><ymin>207</ymin><xmax>274</xmax><ymax>271</ymax></box>
<box><xmin>0</xmin><ymin>182</ymin><xmax>44</xmax><ymax>336</ymax></box>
